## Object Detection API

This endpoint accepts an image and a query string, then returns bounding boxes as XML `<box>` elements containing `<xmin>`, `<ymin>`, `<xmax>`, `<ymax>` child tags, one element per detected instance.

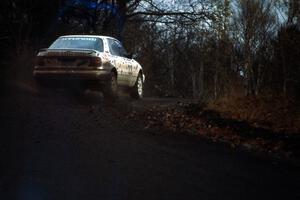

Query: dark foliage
<box><xmin>273</xmin><ymin>25</ymin><xmax>300</xmax><ymax>98</ymax></box>
<box><xmin>0</xmin><ymin>0</ymin><xmax>299</xmax><ymax>101</ymax></box>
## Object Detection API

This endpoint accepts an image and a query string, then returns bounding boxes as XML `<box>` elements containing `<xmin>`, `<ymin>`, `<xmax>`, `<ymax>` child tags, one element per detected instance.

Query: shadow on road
<box><xmin>0</xmin><ymin>82</ymin><xmax>300</xmax><ymax>200</ymax></box>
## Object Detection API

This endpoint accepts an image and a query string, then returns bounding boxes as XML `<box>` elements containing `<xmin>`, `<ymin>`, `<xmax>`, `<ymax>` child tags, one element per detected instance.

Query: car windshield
<box><xmin>49</xmin><ymin>37</ymin><xmax>104</xmax><ymax>52</ymax></box>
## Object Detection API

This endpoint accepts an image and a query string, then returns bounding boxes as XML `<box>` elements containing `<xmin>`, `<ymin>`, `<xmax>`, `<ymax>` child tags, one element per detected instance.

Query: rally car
<box><xmin>33</xmin><ymin>35</ymin><xmax>145</xmax><ymax>99</ymax></box>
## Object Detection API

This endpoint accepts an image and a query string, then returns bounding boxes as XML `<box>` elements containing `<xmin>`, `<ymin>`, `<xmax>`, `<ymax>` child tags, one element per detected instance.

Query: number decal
<box><xmin>128</xmin><ymin>64</ymin><xmax>133</xmax><ymax>75</ymax></box>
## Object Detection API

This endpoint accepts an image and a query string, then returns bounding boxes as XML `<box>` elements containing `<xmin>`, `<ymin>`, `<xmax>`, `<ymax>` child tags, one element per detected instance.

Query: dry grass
<box><xmin>208</xmin><ymin>95</ymin><xmax>300</xmax><ymax>133</ymax></box>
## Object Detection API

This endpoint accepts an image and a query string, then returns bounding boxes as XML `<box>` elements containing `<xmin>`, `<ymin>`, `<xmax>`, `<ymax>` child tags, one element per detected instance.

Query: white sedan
<box><xmin>33</xmin><ymin>35</ymin><xmax>145</xmax><ymax>99</ymax></box>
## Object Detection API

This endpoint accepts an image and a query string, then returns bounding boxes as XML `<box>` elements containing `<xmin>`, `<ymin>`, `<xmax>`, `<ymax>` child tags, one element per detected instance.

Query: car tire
<box><xmin>103</xmin><ymin>71</ymin><xmax>118</xmax><ymax>101</ymax></box>
<box><xmin>130</xmin><ymin>73</ymin><xmax>143</xmax><ymax>99</ymax></box>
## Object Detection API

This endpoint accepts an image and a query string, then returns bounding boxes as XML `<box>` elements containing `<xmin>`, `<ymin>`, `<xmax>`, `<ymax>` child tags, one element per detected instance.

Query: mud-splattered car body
<box><xmin>33</xmin><ymin>35</ymin><xmax>145</xmax><ymax>99</ymax></box>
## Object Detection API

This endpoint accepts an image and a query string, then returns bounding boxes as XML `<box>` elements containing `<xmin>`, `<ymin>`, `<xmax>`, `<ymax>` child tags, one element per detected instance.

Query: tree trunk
<box><xmin>191</xmin><ymin>67</ymin><xmax>197</xmax><ymax>98</ymax></box>
<box><xmin>281</xmin><ymin>45</ymin><xmax>287</xmax><ymax>97</ymax></box>
<box><xmin>199</xmin><ymin>60</ymin><xmax>204</xmax><ymax>98</ymax></box>
<box><xmin>117</xmin><ymin>0</ymin><xmax>127</xmax><ymax>40</ymax></box>
<box><xmin>214</xmin><ymin>68</ymin><xmax>218</xmax><ymax>100</ymax></box>
<box><xmin>168</xmin><ymin>50</ymin><xmax>175</xmax><ymax>93</ymax></box>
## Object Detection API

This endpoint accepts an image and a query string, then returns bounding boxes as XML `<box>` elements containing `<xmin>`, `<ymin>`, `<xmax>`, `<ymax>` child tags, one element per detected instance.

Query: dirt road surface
<box><xmin>0</xmin><ymin>87</ymin><xmax>299</xmax><ymax>200</ymax></box>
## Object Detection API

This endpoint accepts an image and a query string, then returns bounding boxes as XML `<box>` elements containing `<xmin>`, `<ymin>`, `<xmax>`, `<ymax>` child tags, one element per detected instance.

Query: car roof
<box><xmin>59</xmin><ymin>35</ymin><xmax>117</xmax><ymax>41</ymax></box>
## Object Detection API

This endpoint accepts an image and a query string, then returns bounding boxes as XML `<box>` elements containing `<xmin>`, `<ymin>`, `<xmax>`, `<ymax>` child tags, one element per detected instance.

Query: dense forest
<box><xmin>0</xmin><ymin>0</ymin><xmax>299</xmax><ymax>100</ymax></box>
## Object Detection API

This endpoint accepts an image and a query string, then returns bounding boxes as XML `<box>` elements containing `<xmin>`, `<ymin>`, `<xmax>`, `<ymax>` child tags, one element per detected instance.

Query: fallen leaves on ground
<box><xmin>128</xmin><ymin>102</ymin><xmax>300</xmax><ymax>159</ymax></box>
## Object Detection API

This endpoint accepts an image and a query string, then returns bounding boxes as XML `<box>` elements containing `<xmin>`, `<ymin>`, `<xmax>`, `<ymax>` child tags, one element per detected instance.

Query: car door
<box><xmin>107</xmin><ymin>38</ymin><xmax>127</xmax><ymax>85</ymax></box>
<box><xmin>117</xmin><ymin>42</ymin><xmax>135</xmax><ymax>85</ymax></box>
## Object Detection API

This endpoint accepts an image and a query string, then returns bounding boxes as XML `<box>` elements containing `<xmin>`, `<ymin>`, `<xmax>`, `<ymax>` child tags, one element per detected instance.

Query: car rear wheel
<box><xmin>130</xmin><ymin>73</ymin><xmax>143</xmax><ymax>99</ymax></box>
<box><xmin>103</xmin><ymin>71</ymin><xmax>118</xmax><ymax>101</ymax></box>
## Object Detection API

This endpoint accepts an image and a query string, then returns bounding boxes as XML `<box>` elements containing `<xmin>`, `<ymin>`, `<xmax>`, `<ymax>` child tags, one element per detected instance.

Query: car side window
<box><xmin>108</xmin><ymin>39</ymin><xmax>128</xmax><ymax>57</ymax></box>
<box><xmin>108</xmin><ymin>39</ymin><xmax>120</xmax><ymax>56</ymax></box>
<box><xmin>118</xmin><ymin>42</ymin><xmax>128</xmax><ymax>57</ymax></box>
<box><xmin>94</xmin><ymin>39</ymin><xmax>104</xmax><ymax>52</ymax></box>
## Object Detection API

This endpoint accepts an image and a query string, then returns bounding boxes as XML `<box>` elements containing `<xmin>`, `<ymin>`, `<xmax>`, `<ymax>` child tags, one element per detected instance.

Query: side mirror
<box><xmin>131</xmin><ymin>53</ymin><xmax>138</xmax><ymax>60</ymax></box>
<box><xmin>127</xmin><ymin>53</ymin><xmax>133</xmax><ymax>59</ymax></box>
<box><xmin>126</xmin><ymin>52</ymin><xmax>138</xmax><ymax>60</ymax></box>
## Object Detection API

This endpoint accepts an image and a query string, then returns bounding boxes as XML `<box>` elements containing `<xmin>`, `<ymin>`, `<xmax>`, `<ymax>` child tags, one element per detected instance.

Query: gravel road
<box><xmin>0</xmin><ymin>87</ymin><xmax>299</xmax><ymax>200</ymax></box>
